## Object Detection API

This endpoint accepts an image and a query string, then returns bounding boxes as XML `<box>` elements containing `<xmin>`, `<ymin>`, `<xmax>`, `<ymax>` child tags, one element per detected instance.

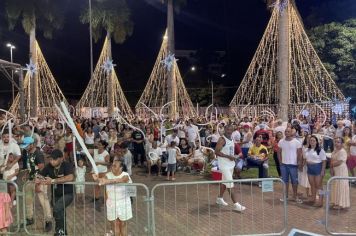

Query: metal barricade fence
<box><xmin>151</xmin><ymin>178</ymin><xmax>287</xmax><ymax>236</ymax></box>
<box><xmin>325</xmin><ymin>176</ymin><xmax>356</xmax><ymax>235</ymax></box>
<box><xmin>22</xmin><ymin>181</ymin><xmax>150</xmax><ymax>236</ymax></box>
<box><xmin>0</xmin><ymin>180</ymin><xmax>21</xmax><ymax>235</ymax></box>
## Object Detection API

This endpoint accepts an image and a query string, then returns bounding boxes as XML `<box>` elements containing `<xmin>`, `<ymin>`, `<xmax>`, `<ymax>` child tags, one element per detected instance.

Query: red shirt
<box><xmin>234</xmin><ymin>143</ymin><xmax>242</xmax><ymax>156</ymax></box>
<box><xmin>153</xmin><ymin>127</ymin><xmax>159</xmax><ymax>140</ymax></box>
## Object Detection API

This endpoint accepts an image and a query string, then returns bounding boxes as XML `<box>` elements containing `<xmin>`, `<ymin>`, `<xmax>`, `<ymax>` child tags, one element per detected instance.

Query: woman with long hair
<box><xmin>299</xmin><ymin>133</ymin><xmax>311</xmax><ymax>199</ymax></box>
<box><xmin>330</xmin><ymin>137</ymin><xmax>350</xmax><ymax>210</ymax></box>
<box><xmin>305</xmin><ymin>136</ymin><xmax>326</xmax><ymax>207</ymax></box>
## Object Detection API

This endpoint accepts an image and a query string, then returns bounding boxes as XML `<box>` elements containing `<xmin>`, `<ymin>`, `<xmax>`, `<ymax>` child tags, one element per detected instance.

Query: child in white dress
<box><xmin>96</xmin><ymin>160</ymin><xmax>133</xmax><ymax>236</ymax></box>
<box><xmin>75</xmin><ymin>159</ymin><xmax>86</xmax><ymax>205</ymax></box>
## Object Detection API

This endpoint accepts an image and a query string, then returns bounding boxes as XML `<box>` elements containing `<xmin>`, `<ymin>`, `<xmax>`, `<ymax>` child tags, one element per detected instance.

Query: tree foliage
<box><xmin>189</xmin><ymin>85</ymin><xmax>228</xmax><ymax>106</ymax></box>
<box><xmin>5</xmin><ymin>0</ymin><xmax>66</xmax><ymax>39</ymax></box>
<box><xmin>308</xmin><ymin>19</ymin><xmax>356</xmax><ymax>97</ymax></box>
<box><xmin>80</xmin><ymin>0</ymin><xmax>133</xmax><ymax>44</ymax></box>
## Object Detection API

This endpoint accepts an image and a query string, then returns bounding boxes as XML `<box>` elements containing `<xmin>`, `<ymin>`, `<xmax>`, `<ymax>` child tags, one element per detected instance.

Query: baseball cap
<box><xmin>243</xmin><ymin>124</ymin><xmax>250</xmax><ymax>129</ymax></box>
<box><xmin>50</xmin><ymin>149</ymin><xmax>64</xmax><ymax>160</ymax></box>
<box><xmin>20</xmin><ymin>137</ymin><xmax>34</xmax><ymax>148</ymax></box>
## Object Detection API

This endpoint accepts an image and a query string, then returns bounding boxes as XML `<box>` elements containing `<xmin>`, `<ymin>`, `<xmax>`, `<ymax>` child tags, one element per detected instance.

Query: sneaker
<box><xmin>26</xmin><ymin>218</ymin><xmax>34</xmax><ymax>226</ymax></box>
<box><xmin>105</xmin><ymin>230</ymin><xmax>114</xmax><ymax>236</ymax></box>
<box><xmin>233</xmin><ymin>202</ymin><xmax>246</xmax><ymax>212</ymax></box>
<box><xmin>263</xmin><ymin>163</ymin><xmax>269</xmax><ymax>169</ymax></box>
<box><xmin>44</xmin><ymin>221</ymin><xmax>52</xmax><ymax>232</ymax></box>
<box><xmin>216</xmin><ymin>197</ymin><xmax>228</xmax><ymax>206</ymax></box>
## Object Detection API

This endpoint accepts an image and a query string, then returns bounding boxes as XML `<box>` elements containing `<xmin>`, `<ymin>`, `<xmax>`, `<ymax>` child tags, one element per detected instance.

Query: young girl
<box><xmin>167</xmin><ymin>141</ymin><xmax>178</xmax><ymax>181</ymax></box>
<box><xmin>0</xmin><ymin>190</ymin><xmax>12</xmax><ymax>234</ymax></box>
<box><xmin>2</xmin><ymin>153</ymin><xmax>19</xmax><ymax>206</ymax></box>
<box><xmin>64</xmin><ymin>127</ymin><xmax>74</xmax><ymax>162</ymax></box>
<box><xmin>75</xmin><ymin>158</ymin><xmax>86</xmax><ymax>205</ymax></box>
<box><xmin>97</xmin><ymin>160</ymin><xmax>133</xmax><ymax>236</ymax></box>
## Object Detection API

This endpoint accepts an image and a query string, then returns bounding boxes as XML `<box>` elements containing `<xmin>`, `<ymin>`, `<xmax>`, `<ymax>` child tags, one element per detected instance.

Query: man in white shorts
<box><xmin>215</xmin><ymin>125</ymin><xmax>246</xmax><ymax>212</ymax></box>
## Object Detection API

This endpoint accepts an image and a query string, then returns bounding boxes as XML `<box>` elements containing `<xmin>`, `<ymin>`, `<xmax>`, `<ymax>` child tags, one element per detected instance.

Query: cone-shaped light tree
<box><xmin>5</xmin><ymin>0</ymin><xmax>68</xmax><ymax>117</ymax></box>
<box><xmin>79</xmin><ymin>0</ymin><xmax>133</xmax><ymax>117</ymax></box>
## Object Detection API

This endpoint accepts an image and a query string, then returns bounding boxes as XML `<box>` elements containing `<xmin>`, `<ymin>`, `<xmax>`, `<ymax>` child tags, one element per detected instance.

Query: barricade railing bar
<box><xmin>151</xmin><ymin>178</ymin><xmax>287</xmax><ymax>236</ymax></box>
<box><xmin>0</xmin><ymin>180</ymin><xmax>21</xmax><ymax>235</ymax></box>
<box><xmin>1</xmin><ymin>178</ymin><xmax>287</xmax><ymax>236</ymax></box>
<box><xmin>21</xmin><ymin>181</ymin><xmax>150</xmax><ymax>236</ymax></box>
<box><xmin>325</xmin><ymin>176</ymin><xmax>356</xmax><ymax>236</ymax></box>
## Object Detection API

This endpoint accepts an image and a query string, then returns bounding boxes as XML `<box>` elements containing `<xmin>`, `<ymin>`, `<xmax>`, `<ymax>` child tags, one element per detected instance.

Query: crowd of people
<box><xmin>0</xmin><ymin>112</ymin><xmax>355</xmax><ymax>235</ymax></box>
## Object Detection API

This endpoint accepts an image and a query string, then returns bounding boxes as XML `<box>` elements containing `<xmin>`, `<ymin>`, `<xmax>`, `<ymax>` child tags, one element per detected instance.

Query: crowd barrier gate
<box><xmin>1</xmin><ymin>178</ymin><xmax>287</xmax><ymax>236</ymax></box>
<box><xmin>325</xmin><ymin>176</ymin><xmax>356</xmax><ymax>236</ymax></box>
<box><xmin>151</xmin><ymin>178</ymin><xmax>287</xmax><ymax>236</ymax></box>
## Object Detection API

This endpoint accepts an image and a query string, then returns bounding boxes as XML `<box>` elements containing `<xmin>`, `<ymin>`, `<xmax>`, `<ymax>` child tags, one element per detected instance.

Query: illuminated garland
<box><xmin>229</xmin><ymin>0</ymin><xmax>345</xmax><ymax>118</ymax></box>
<box><xmin>136</xmin><ymin>30</ymin><xmax>196</xmax><ymax>118</ymax></box>
<box><xmin>10</xmin><ymin>41</ymin><xmax>68</xmax><ymax>116</ymax></box>
<box><xmin>76</xmin><ymin>37</ymin><xmax>133</xmax><ymax>118</ymax></box>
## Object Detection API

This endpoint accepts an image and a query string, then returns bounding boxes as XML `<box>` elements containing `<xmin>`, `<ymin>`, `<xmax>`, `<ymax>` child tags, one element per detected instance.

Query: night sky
<box><xmin>0</xmin><ymin>0</ymin><xmax>329</xmax><ymax>106</ymax></box>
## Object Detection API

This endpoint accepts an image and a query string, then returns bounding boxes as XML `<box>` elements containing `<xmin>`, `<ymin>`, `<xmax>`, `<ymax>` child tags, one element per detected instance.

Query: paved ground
<box><xmin>6</xmin><ymin>167</ymin><xmax>356</xmax><ymax>236</ymax></box>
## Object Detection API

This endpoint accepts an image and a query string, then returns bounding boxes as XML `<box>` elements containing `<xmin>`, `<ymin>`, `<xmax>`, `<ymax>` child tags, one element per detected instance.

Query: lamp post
<box><xmin>6</xmin><ymin>43</ymin><xmax>16</xmax><ymax>102</ymax></box>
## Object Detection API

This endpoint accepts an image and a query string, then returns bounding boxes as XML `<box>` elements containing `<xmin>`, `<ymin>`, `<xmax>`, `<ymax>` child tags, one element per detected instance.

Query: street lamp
<box><xmin>6</xmin><ymin>43</ymin><xmax>16</xmax><ymax>102</ymax></box>
<box><xmin>191</xmin><ymin>66</ymin><xmax>196</xmax><ymax>72</ymax></box>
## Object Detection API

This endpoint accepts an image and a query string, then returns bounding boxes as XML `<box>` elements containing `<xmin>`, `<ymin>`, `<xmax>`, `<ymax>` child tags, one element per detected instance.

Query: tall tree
<box><xmin>308</xmin><ymin>19</ymin><xmax>356</xmax><ymax>97</ymax></box>
<box><xmin>5</xmin><ymin>0</ymin><xmax>67</xmax><ymax>117</ymax></box>
<box><xmin>80</xmin><ymin>0</ymin><xmax>133</xmax><ymax>116</ymax></box>
<box><xmin>80</xmin><ymin>0</ymin><xmax>133</xmax><ymax>44</ymax></box>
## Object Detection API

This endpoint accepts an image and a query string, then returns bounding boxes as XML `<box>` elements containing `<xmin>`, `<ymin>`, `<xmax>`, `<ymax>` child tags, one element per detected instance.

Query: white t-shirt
<box><xmin>165</xmin><ymin>135</ymin><xmax>180</xmax><ymax>146</ymax></box>
<box><xmin>76</xmin><ymin>166</ymin><xmax>86</xmax><ymax>182</ymax></box>
<box><xmin>186</xmin><ymin>125</ymin><xmax>198</xmax><ymax>143</ymax></box>
<box><xmin>177</xmin><ymin>129</ymin><xmax>186</xmax><ymax>139</ymax></box>
<box><xmin>210</xmin><ymin>133</ymin><xmax>220</xmax><ymax>143</ymax></box>
<box><xmin>278</xmin><ymin>138</ymin><xmax>302</xmax><ymax>165</ymax></box>
<box><xmin>84</xmin><ymin>133</ymin><xmax>95</xmax><ymax>145</ymax></box>
<box><xmin>167</xmin><ymin>147</ymin><xmax>177</xmax><ymax>164</ymax></box>
<box><xmin>149</xmin><ymin>147</ymin><xmax>162</xmax><ymax>161</ymax></box>
<box><xmin>2</xmin><ymin>162</ymin><xmax>19</xmax><ymax>181</ymax></box>
<box><xmin>0</xmin><ymin>141</ymin><xmax>21</xmax><ymax>166</ymax></box>
<box><xmin>94</xmin><ymin>149</ymin><xmax>109</xmax><ymax>173</ymax></box>
<box><xmin>350</xmin><ymin>135</ymin><xmax>356</xmax><ymax>156</ymax></box>
<box><xmin>231</xmin><ymin>130</ymin><xmax>241</xmax><ymax>143</ymax></box>
<box><xmin>305</xmin><ymin>148</ymin><xmax>327</xmax><ymax>163</ymax></box>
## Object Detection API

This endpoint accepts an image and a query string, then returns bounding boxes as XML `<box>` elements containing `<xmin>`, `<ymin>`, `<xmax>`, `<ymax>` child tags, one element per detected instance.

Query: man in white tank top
<box><xmin>215</xmin><ymin>124</ymin><xmax>246</xmax><ymax>212</ymax></box>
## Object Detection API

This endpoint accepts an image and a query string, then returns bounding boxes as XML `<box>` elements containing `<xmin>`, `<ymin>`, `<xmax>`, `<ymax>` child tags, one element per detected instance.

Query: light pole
<box><xmin>6</xmin><ymin>43</ymin><xmax>16</xmax><ymax>102</ymax></box>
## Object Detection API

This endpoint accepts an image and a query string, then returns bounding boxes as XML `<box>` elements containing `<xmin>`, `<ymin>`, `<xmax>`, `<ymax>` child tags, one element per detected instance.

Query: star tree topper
<box><xmin>161</xmin><ymin>52</ymin><xmax>177</xmax><ymax>72</ymax></box>
<box><xmin>270</xmin><ymin>0</ymin><xmax>289</xmax><ymax>14</ymax></box>
<box><xmin>25</xmin><ymin>60</ymin><xmax>37</xmax><ymax>78</ymax></box>
<box><xmin>102</xmin><ymin>58</ymin><xmax>116</xmax><ymax>74</ymax></box>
